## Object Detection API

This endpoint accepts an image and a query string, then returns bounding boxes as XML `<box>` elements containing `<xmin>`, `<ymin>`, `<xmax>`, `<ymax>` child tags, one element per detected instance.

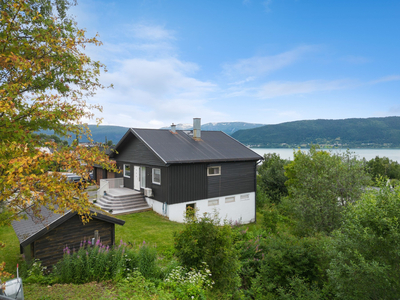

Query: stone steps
<box><xmin>95</xmin><ymin>190</ymin><xmax>151</xmax><ymax>215</ymax></box>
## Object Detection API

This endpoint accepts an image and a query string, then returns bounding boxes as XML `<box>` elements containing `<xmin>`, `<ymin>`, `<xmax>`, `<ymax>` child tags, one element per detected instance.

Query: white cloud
<box><xmin>87</xmin><ymin>58</ymin><xmax>221</xmax><ymax>128</ymax></box>
<box><xmin>370</xmin><ymin>75</ymin><xmax>400</xmax><ymax>84</ymax></box>
<box><xmin>341</xmin><ymin>55</ymin><xmax>371</xmax><ymax>64</ymax></box>
<box><xmin>263</xmin><ymin>0</ymin><xmax>273</xmax><ymax>12</ymax></box>
<box><xmin>223</xmin><ymin>45</ymin><xmax>318</xmax><ymax>79</ymax></box>
<box><xmin>256</xmin><ymin>79</ymin><xmax>357</xmax><ymax>99</ymax></box>
<box><xmin>130</xmin><ymin>24</ymin><xmax>175</xmax><ymax>41</ymax></box>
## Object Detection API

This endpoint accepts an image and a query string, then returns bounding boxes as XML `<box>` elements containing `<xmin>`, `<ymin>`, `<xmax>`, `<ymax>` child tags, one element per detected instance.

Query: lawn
<box><xmin>115</xmin><ymin>210</ymin><xmax>185</xmax><ymax>254</ymax></box>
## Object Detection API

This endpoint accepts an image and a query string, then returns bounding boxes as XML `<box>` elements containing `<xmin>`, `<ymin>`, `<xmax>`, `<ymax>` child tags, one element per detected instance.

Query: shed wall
<box><xmin>32</xmin><ymin>215</ymin><xmax>115</xmax><ymax>268</ymax></box>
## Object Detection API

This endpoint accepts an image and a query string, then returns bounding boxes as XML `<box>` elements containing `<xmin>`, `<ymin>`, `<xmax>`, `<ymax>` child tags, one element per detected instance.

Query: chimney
<box><xmin>193</xmin><ymin>118</ymin><xmax>201</xmax><ymax>140</ymax></box>
<box><xmin>170</xmin><ymin>123</ymin><xmax>177</xmax><ymax>134</ymax></box>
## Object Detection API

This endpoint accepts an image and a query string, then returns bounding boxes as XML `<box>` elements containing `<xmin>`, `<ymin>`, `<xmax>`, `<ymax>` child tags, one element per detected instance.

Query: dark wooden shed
<box><xmin>12</xmin><ymin>206</ymin><xmax>125</xmax><ymax>268</ymax></box>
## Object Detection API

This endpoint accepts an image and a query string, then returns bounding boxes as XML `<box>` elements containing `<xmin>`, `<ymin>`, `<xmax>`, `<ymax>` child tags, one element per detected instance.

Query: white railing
<box><xmin>97</xmin><ymin>180</ymin><xmax>109</xmax><ymax>201</ymax></box>
<box><xmin>97</xmin><ymin>178</ymin><xmax>124</xmax><ymax>201</ymax></box>
<box><xmin>106</xmin><ymin>177</ymin><xmax>124</xmax><ymax>189</ymax></box>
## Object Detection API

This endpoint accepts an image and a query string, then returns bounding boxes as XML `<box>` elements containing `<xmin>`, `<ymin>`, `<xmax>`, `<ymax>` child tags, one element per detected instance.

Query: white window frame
<box><xmin>208</xmin><ymin>199</ymin><xmax>219</xmax><ymax>206</ymax></box>
<box><xmin>240</xmin><ymin>194</ymin><xmax>250</xmax><ymax>201</ymax></box>
<box><xmin>207</xmin><ymin>166</ymin><xmax>221</xmax><ymax>176</ymax></box>
<box><xmin>140</xmin><ymin>166</ymin><xmax>146</xmax><ymax>188</ymax></box>
<box><xmin>225</xmin><ymin>196</ymin><xmax>235</xmax><ymax>203</ymax></box>
<box><xmin>152</xmin><ymin>168</ymin><xmax>161</xmax><ymax>185</ymax></box>
<box><xmin>123</xmin><ymin>164</ymin><xmax>130</xmax><ymax>178</ymax></box>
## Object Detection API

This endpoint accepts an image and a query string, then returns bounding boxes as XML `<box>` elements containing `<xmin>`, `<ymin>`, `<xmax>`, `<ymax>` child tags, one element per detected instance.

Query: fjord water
<box><xmin>251</xmin><ymin>148</ymin><xmax>400</xmax><ymax>163</ymax></box>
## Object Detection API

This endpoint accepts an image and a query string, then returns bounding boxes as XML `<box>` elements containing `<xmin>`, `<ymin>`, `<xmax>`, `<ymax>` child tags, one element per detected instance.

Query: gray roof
<box><xmin>12</xmin><ymin>206</ymin><xmax>125</xmax><ymax>247</ymax></box>
<box><xmin>114</xmin><ymin>128</ymin><xmax>263</xmax><ymax>164</ymax></box>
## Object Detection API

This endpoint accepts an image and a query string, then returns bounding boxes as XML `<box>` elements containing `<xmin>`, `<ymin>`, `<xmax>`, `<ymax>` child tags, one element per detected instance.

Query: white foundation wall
<box><xmin>145</xmin><ymin>192</ymin><xmax>256</xmax><ymax>224</ymax></box>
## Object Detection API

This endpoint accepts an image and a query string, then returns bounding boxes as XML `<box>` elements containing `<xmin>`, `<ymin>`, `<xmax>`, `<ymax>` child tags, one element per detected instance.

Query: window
<box><xmin>152</xmin><ymin>168</ymin><xmax>161</xmax><ymax>185</ymax></box>
<box><xmin>240</xmin><ymin>194</ymin><xmax>250</xmax><ymax>201</ymax></box>
<box><xmin>186</xmin><ymin>203</ymin><xmax>196</xmax><ymax>210</ymax></box>
<box><xmin>208</xmin><ymin>199</ymin><xmax>219</xmax><ymax>206</ymax></box>
<box><xmin>123</xmin><ymin>164</ymin><xmax>130</xmax><ymax>178</ymax></box>
<box><xmin>225</xmin><ymin>196</ymin><xmax>235</xmax><ymax>203</ymax></box>
<box><xmin>207</xmin><ymin>166</ymin><xmax>221</xmax><ymax>176</ymax></box>
<box><xmin>140</xmin><ymin>166</ymin><xmax>146</xmax><ymax>188</ymax></box>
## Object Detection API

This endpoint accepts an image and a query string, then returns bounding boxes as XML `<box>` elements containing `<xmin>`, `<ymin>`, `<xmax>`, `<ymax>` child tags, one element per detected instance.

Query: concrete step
<box><xmin>112</xmin><ymin>207</ymin><xmax>152</xmax><ymax>215</ymax></box>
<box><xmin>98</xmin><ymin>195</ymin><xmax>144</xmax><ymax>205</ymax></box>
<box><xmin>96</xmin><ymin>201</ymin><xmax>150</xmax><ymax>211</ymax></box>
<box><xmin>95</xmin><ymin>192</ymin><xmax>151</xmax><ymax>214</ymax></box>
<box><xmin>101</xmin><ymin>193</ymin><xmax>142</xmax><ymax>201</ymax></box>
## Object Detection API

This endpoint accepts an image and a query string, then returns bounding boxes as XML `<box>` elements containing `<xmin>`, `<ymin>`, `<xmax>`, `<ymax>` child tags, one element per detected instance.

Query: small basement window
<box><xmin>123</xmin><ymin>164</ymin><xmax>130</xmax><ymax>178</ymax></box>
<box><xmin>152</xmin><ymin>168</ymin><xmax>161</xmax><ymax>185</ymax></box>
<box><xmin>208</xmin><ymin>199</ymin><xmax>219</xmax><ymax>206</ymax></box>
<box><xmin>207</xmin><ymin>166</ymin><xmax>221</xmax><ymax>176</ymax></box>
<box><xmin>240</xmin><ymin>194</ymin><xmax>250</xmax><ymax>201</ymax></box>
<box><xmin>225</xmin><ymin>196</ymin><xmax>235</xmax><ymax>203</ymax></box>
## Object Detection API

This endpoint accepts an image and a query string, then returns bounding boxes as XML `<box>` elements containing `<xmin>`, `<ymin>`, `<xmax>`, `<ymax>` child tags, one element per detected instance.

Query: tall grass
<box><xmin>54</xmin><ymin>239</ymin><xmax>127</xmax><ymax>283</ymax></box>
<box><xmin>53</xmin><ymin>239</ymin><xmax>161</xmax><ymax>284</ymax></box>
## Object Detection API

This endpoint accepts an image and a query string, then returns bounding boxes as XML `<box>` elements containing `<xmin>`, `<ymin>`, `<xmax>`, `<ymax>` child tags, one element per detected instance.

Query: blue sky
<box><xmin>71</xmin><ymin>0</ymin><xmax>400</xmax><ymax>128</ymax></box>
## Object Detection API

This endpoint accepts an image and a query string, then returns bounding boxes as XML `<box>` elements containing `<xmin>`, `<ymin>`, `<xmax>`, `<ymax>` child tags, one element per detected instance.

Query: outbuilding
<box><xmin>12</xmin><ymin>206</ymin><xmax>125</xmax><ymax>268</ymax></box>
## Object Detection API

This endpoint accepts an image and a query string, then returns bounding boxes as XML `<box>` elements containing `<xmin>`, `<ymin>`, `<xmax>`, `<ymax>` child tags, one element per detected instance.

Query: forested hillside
<box><xmin>41</xmin><ymin>125</ymin><xmax>130</xmax><ymax>144</ymax></box>
<box><xmin>161</xmin><ymin>121</ymin><xmax>265</xmax><ymax>135</ymax></box>
<box><xmin>232</xmin><ymin>116</ymin><xmax>400</xmax><ymax>148</ymax></box>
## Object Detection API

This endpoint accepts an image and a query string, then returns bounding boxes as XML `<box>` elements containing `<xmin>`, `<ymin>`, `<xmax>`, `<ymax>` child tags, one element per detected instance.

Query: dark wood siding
<box><xmin>208</xmin><ymin>161</ymin><xmax>256</xmax><ymax>198</ymax></box>
<box><xmin>168</xmin><ymin>164</ymin><xmax>208</xmax><ymax>204</ymax></box>
<box><xmin>147</xmin><ymin>166</ymin><xmax>168</xmax><ymax>203</ymax></box>
<box><xmin>33</xmin><ymin>215</ymin><xmax>114</xmax><ymax>268</ymax></box>
<box><xmin>114</xmin><ymin>133</ymin><xmax>165</xmax><ymax>166</ymax></box>
<box><xmin>119</xmin><ymin>162</ymin><xmax>133</xmax><ymax>189</ymax></box>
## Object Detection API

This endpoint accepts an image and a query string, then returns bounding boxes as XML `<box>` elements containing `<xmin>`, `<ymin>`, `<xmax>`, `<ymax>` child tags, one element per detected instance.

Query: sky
<box><xmin>70</xmin><ymin>0</ymin><xmax>400</xmax><ymax>128</ymax></box>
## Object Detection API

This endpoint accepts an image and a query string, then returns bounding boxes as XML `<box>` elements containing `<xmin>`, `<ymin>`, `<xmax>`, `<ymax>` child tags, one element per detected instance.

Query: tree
<box><xmin>328</xmin><ymin>183</ymin><xmax>400</xmax><ymax>299</ymax></box>
<box><xmin>284</xmin><ymin>146</ymin><xmax>370</xmax><ymax>235</ymax></box>
<box><xmin>174</xmin><ymin>211</ymin><xmax>241</xmax><ymax>293</ymax></box>
<box><xmin>257</xmin><ymin>153</ymin><xmax>289</xmax><ymax>204</ymax></box>
<box><xmin>0</xmin><ymin>0</ymin><xmax>117</xmax><ymax>223</ymax></box>
<box><xmin>366</xmin><ymin>156</ymin><xmax>400</xmax><ymax>184</ymax></box>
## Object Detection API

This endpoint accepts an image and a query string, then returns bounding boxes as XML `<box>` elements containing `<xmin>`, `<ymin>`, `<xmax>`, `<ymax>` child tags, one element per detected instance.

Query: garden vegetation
<box><xmin>1</xmin><ymin>0</ymin><xmax>400</xmax><ymax>298</ymax></box>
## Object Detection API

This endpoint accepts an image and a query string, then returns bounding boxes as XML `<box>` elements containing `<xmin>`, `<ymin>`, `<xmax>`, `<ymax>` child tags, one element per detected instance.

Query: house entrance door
<box><xmin>134</xmin><ymin>166</ymin><xmax>140</xmax><ymax>191</ymax></box>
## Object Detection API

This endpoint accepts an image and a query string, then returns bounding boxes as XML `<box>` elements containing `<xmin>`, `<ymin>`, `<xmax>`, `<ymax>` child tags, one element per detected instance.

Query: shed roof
<box><xmin>112</xmin><ymin>128</ymin><xmax>263</xmax><ymax>164</ymax></box>
<box><xmin>12</xmin><ymin>206</ymin><xmax>125</xmax><ymax>247</ymax></box>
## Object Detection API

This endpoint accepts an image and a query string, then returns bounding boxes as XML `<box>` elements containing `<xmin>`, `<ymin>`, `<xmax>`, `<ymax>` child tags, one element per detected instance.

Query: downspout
<box><xmin>162</xmin><ymin>202</ymin><xmax>168</xmax><ymax>216</ymax></box>
<box><xmin>254</xmin><ymin>160</ymin><xmax>259</xmax><ymax>223</ymax></box>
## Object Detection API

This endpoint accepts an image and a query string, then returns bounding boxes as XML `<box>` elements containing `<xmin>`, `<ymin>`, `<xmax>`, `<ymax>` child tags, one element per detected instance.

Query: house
<box><xmin>12</xmin><ymin>206</ymin><xmax>125</xmax><ymax>268</ymax></box>
<box><xmin>93</xmin><ymin>118</ymin><xmax>263</xmax><ymax>224</ymax></box>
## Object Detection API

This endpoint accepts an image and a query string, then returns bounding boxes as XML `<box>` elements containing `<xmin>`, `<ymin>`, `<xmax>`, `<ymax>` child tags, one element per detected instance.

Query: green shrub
<box><xmin>276</xmin><ymin>276</ymin><xmax>327</xmax><ymax>300</ymax></box>
<box><xmin>20</xmin><ymin>258</ymin><xmax>53</xmax><ymax>285</ymax></box>
<box><xmin>116</xmin><ymin>270</ymin><xmax>173</xmax><ymax>300</ymax></box>
<box><xmin>234</xmin><ymin>228</ymin><xmax>265</xmax><ymax>291</ymax></box>
<box><xmin>137</xmin><ymin>241</ymin><xmax>159</xmax><ymax>279</ymax></box>
<box><xmin>249</xmin><ymin>233</ymin><xmax>329</xmax><ymax>298</ymax></box>
<box><xmin>162</xmin><ymin>262</ymin><xmax>214</xmax><ymax>300</ymax></box>
<box><xmin>262</xmin><ymin>204</ymin><xmax>279</xmax><ymax>234</ymax></box>
<box><xmin>174</xmin><ymin>212</ymin><xmax>241</xmax><ymax>294</ymax></box>
<box><xmin>328</xmin><ymin>184</ymin><xmax>400</xmax><ymax>299</ymax></box>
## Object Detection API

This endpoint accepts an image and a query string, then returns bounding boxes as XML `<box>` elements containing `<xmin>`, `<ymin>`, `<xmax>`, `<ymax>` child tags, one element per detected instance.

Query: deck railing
<box><xmin>97</xmin><ymin>178</ymin><xmax>124</xmax><ymax>201</ymax></box>
<box><xmin>97</xmin><ymin>180</ymin><xmax>109</xmax><ymax>201</ymax></box>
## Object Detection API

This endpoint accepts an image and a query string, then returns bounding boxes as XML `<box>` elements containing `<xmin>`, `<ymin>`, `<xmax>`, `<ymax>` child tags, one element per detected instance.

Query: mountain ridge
<box><xmin>231</xmin><ymin>116</ymin><xmax>400</xmax><ymax>148</ymax></box>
